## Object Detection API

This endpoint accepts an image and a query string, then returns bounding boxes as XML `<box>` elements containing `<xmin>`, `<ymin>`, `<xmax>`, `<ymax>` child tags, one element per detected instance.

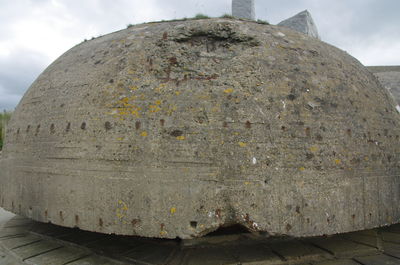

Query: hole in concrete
<box><xmin>81</xmin><ymin>122</ymin><xmax>86</xmax><ymax>130</ymax></box>
<box><xmin>66</xmin><ymin>122</ymin><xmax>71</xmax><ymax>132</ymax></box>
<box><xmin>190</xmin><ymin>221</ymin><xmax>197</xmax><ymax>228</ymax></box>
<box><xmin>205</xmin><ymin>224</ymin><xmax>250</xmax><ymax>237</ymax></box>
<box><xmin>50</xmin><ymin>124</ymin><xmax>55</xmax><ymax>134</ymax></box>
<box><xmin>135</xmin><ymin>121</ymin><xmax>141</xmax><ymax>130</ymax></box>
<box><xmin>105</xmin><ymin>121</ymin><xmax>112</xmax><ymax>131</ymax></box>
<box><xmin>170</xmin><ymin>130</ymin><xmax>183</xmax><ymax>137</ymax></box>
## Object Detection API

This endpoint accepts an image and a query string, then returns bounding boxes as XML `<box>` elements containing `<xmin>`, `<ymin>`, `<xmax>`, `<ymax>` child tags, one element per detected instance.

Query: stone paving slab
<box><xmin>382</xmin><ymin>241</ymin><xmax>400</xmax><ymax>259</ymax></box>
<box><xmin>11</xmin><ymin>240</ymin><xmax>62</xmax><ymax>261</ymax></box>
<box><xmin>24</xmin><ymin>246</ymin><xmax>91</xmax><ymax>265</ymax></box>
<box><xmin>354</xmin><ymin>253</ymin><xmax>400</xmax><ymax>265</ymax></box>
<box><xmin>66</xmin><ymin>255</ymin><xmax>126</xmax><ymax>265</ymax></box>
<box><xmin>268</xmin><ymin>240</ymin><xmax>331</xmax><ymax>263</ymax></box>
<box><xmin>1</xmin><ymin>234</ymin><xmax>42</xmax><ymax>250</ymax></box>
<box><xmin>312</xmin><ymin>259</ymin><xmax>360</xmax><ymax>265</ymax></box>
<box><xmin>0</xmin><ymin>227</ymin><xmax>29</xmax><ymax>239</ymax></box>
<box><xmin>382</xmin><ymin>231</ymin><xmax>400</xmax><ymax>244</ymax></box>
<box><xmin>2</xmin><ymin>211</ymin><xmax>400</xmax><ymax>265</ymax></box>
<box><xmin>305</xmin><ymin>235</ymin><xmax>379</xmax><ymax>258</ymax></box>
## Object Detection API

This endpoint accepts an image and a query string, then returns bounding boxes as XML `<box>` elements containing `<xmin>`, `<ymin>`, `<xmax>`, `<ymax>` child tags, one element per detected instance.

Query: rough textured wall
<box><xmin>278</xmin><ymin>10</ymin><xmax>320</xmax><ymax>39</ymax></box>
<box><xmin>0</xmin><ymin>19</ymin><xmax>399</xmax><ymax>239</ymax></box>
<box><xmin>368</xmin><ymin>66</ymin><xmax>400</xmax><ymax>105</ymax></box>
<box><xmin>232</xmin><ymin>0</ymin><xmax>255</xmax><ymax>20</ymax></box>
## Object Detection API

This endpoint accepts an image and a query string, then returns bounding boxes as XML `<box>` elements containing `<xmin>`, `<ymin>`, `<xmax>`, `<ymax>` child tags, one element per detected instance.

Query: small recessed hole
<box><xmin>190</xmin><ymin>221</ymin><xmax>197</xmax><ymax>228</ymax></box>
<box><xmin>50</xmin><ymin>124</ymin><xmax>55</xmax><ymax>134</ymax></box>
<box><xmin>105</xmin><ymin>121</ymin><xmax>112</xmax><ymax>131</ymax></box>
<box><xmin>81</xmin><ymin>122</ymin><xmax>86</xmax><ymax>130</ymax></box>
<box><xmin>66</xmin><ymin>122</ymin><xmax>71</xmax><ymax>132</ymax></box>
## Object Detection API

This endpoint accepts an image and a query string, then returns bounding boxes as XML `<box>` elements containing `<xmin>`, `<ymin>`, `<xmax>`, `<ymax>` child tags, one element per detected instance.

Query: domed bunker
<box><xmin>1</xmin><ymin>18</ymin><xmax>399</xmax><ymax>239</ymax></box>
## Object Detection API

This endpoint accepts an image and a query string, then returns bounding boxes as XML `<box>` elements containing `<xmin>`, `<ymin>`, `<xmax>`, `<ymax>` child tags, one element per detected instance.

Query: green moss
<box><xmin>194</xmin><ymin>13</ymin><xmax>210</xmax><ymax>19</ymax></box>
<box><xmin>0</xmin><ymin>111</ymin><xmax>11</xmax><ymax>150</ymax></box>
<box><xmin>256</xmin><ymin>19</ymin><xmax>269</xmax><ymax>25</ymax></box>
<box><xmin>220</xmin><ymin>14</ymin><xmax>234</xmax><ymax>19</ymax></box>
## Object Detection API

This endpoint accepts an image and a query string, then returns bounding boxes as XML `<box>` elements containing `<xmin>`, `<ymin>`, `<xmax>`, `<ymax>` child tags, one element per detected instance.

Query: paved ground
<box><xmin>1</xmin><ymin>208</ymin><xmax>400</xmax><ymax>264</ymax></box>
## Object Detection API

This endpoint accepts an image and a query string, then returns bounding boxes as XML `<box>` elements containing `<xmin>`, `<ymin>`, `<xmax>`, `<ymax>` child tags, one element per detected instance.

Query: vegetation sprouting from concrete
<box><xmin>0</xmin><ymin>111</ymin><xmax>11</xmax><ymax>150</ymax></box>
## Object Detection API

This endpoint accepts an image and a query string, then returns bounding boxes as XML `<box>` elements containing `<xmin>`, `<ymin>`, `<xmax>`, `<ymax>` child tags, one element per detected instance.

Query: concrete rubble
<box><xmin>278</xmin><ymin>10</ymin><xmax>320</xmax><ymax>39</ymax></box>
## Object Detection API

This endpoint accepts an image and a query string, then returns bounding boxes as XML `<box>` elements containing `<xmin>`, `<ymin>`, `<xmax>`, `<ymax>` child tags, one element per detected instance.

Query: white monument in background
<box><xmin>232</xmin><ymin>0</ymin><xmax>255</xmax><ymax>20</ymax></box>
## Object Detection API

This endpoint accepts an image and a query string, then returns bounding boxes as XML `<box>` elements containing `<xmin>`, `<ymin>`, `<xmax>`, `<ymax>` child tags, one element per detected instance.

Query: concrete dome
<box><xmin>1</xmin><ymin>18</ymin><xmax>399</xmax><ymax>239</ymax></box>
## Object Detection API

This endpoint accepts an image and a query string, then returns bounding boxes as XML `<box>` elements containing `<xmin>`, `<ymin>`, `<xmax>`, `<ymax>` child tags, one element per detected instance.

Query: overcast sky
<box><xmin>0</xmin><ymin>0</ymin><xmax>399</xmax><ymax>110</ymax></box>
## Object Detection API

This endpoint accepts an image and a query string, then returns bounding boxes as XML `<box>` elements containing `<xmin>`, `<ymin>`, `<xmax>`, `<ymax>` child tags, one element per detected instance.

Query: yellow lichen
<box><xmin>170</xmin><ymin>207</ymin><xmax>176</xmax><ymax>214</ymax></box>
<box><xmin>299</xmin><ymin>167</ymin><xmax>306</xmax><ymax>171</ymax></box>
<box><xmin>335</xmin><ymin>159</ymin><xmax>341</xmax><ymax>165</ymax></box>
<box><xmin>224</xmin><ymin>88</ymin><xmax>234</xmax><ymax>94</ymax></box>
<box><xmin>176</xmin><ymin>136</ymin><xmax>185</xmax><ymax>140</ymax></box>
<box><xmin>238</xmin><ymin>142</ymin><xmax>247</xmax><ymax>147</ymax></box>
<box><xmin>309</xmin><ymin>146</ymin><xmax>318</xmax><ymax>153</ymax></box>
<box><xmin>141</xmin><ymin>131</ymin><xmax>148</xmax><ymax>137</ymax></box>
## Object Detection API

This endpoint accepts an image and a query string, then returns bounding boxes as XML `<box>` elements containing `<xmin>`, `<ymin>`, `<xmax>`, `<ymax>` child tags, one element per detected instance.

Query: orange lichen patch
<box><xmin>121</xmin><ymin>97</ymin><xmax>129</xmax><ymax>104</ymax></box>
<box><xmin>176</xmin><ymin>136</ymin><xmax>185</xmax><ymax>140</ymax></box>
<box><xmin>141</xmin><ymin>131</ymin><xmax>148</xmax><ymax>137</ymax></box>
<box><xmin>112</xmin><ymin>106</ymin><xmax>142</xmax><ymax>118</ymax></box>
<box><xmin>224</xmin><ymin>88</ymin><xmax>234</xmax><ymax>94</ymax></box>
<box><xmin>155</xmin><ymin>100</ymin><xmax>162</xmax><ymax>105</ymax></box>
<box><xmin>149</xmin><ymin>105</ymin><xmax>162</xmax><ymax>113</ymax></box>
<box><xmin>238</xmin><ymin>142</ymin><xmax>247</xmax><ymax>147</ymax></box>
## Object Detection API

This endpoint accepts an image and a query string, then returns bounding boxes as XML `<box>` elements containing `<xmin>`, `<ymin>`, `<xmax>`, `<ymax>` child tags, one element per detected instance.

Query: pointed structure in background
<box><xmin>278</xmin><ymin>10</ymin><xmax>320</xmax><ymax>39</ymax></box>
<box><xmin>232</xmin><ymin>0</ymin><xmax>255</xmax><ymax>20</ymax></box>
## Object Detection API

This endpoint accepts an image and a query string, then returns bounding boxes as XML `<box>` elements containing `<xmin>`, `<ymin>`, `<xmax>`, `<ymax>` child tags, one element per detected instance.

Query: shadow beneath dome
<box><xmin>0</xmin><ymin>215</ymin><xmax>399</xmax><ymax>264</ymax></box>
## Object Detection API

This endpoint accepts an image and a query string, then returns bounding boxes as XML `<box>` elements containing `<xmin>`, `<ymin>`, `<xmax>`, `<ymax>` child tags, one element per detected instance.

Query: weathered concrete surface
<box><xmin>232</xmin><ymin>0</ymin><xmax>255</xmax><ymax>20</ymax></box>
<box><xmin>278</xmin><ymin>10</ymin><xmax>320</xmax><ymax>39</ymax></box>
<box><xmin>368</xmin><ymin>66</ymin><xmax>400</xmax><ymax>105</ymax></box>
<box><xmin>0</xmin><ymin>18</ymin><xmax>400</xmax><ymax>239</ymax></box>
